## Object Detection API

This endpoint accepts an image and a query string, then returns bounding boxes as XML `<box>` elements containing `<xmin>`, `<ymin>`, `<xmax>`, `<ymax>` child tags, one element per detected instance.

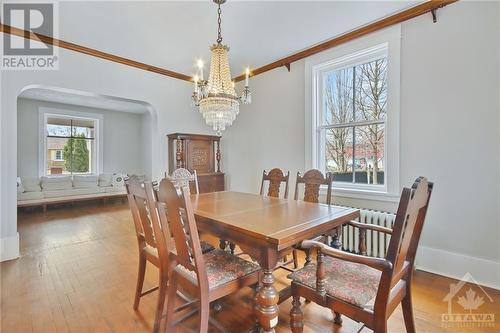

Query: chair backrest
<box><xmin>125</xmin><ymin>175</ymin><xmax>157</xmax><ymax>250</ymax></box>
<box><xmin>168</xmin><ymin>168</ymin><xmax>199</xmax><ymax>194</ymax></box>
<box><xmin>155</xmin><ymin>179</ymin><xmax>208</xmax><ymax>288</ymax></box>
<box><xmin>259</xmin><ymin>168</ymin><xmax>290</xmax><ymax>199</ymax></box>
<box><xmin>386</xmin><ymin>177</ymin><xmax>433</xmax><ymax>282</ymax></box>
<box><xmin>294</xmin><ymin>169</ymin><xmax>333</xmax><ymax>205</ymax></box>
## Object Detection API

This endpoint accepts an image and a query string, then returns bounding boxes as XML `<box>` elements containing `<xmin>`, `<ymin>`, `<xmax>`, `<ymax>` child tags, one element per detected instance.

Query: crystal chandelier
<box><xmin>192</xmin><ymin>0</ymin><xmax>251</xmax><ymax>135</ymax></box>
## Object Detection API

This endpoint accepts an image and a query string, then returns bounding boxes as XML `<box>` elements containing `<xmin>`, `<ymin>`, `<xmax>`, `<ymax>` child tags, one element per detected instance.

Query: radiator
<box><xmin>341</xmin><ymin>208</ymin><xmax>396</xmax><ymax>258</ymax></box>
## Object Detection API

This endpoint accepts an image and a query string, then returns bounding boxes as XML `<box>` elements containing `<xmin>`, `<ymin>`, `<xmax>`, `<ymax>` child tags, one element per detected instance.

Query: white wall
<box><xmin>225</xmin><ymin>1</ymin><xmax>500</xmax><ymax>288</ymax></box>
<box><xmin>17</xmin><ymin>99</ymin><xmax>149</xmax><ymax>178</ymax></box>
<box><xmin>223</xmin><ymin>64</ymin><xmax>306</xmax><ymax>192</ymax></box>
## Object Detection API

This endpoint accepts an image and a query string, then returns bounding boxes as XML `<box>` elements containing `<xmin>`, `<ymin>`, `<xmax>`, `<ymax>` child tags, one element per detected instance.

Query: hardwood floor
<box><xmin>2</xmin><ymin>201</ymin><xmax>499</xmax><ymax>333</ymax></box>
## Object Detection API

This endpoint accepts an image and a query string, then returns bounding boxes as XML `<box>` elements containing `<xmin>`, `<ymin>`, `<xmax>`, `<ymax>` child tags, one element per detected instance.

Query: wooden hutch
<box><xmin>167</xmin><ymin>133</ymin><xmax>225</xmax><ymax>193</ymax></box>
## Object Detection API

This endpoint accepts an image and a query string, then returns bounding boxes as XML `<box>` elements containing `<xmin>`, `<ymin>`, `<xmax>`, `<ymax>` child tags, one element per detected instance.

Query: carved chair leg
<box><xmin>331</xmin><ymin>227</ymin><xmax>342</xmax><ymax>249</ymax></box>
<box><xmin>333</xmin><ymin>311</ymin><xmax>343</xmax><ymax>325</ymax></box>
<box><xmin>290</xmin><ymin>295</ymin><xmax>304</xmax><ymax>333</ymax></box>
<box><xmin>292</xmin><ymin>249</ymin><xmax>299</xmax><ymax>269</ymax></box>
<box><xmin>133</xmin><ymin>254</ymin><xmax>147</xmax><ymax>310</ymax></box>
<box><xmin>304</xmin><ymin>249</ymin><xmax>312</xmax><ymax>267</ymax></box>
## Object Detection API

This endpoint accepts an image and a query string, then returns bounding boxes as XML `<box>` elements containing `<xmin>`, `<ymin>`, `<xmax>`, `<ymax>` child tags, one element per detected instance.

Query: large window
<box><xmin>314</xmin><ymin>45</ymin><xmax>388</xmax><ymax>189</ymax></box>
<box><xmin>44</xmin><ymin>115</ymin><xmax>98</xmax><ymax>175</ymax></box>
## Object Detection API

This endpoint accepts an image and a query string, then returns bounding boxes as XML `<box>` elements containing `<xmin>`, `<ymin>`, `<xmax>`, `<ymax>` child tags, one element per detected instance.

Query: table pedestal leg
<box><xmin>255</xmin><ymin>269</ymin><xmax>279</xmax><ymax>333</ymax></box>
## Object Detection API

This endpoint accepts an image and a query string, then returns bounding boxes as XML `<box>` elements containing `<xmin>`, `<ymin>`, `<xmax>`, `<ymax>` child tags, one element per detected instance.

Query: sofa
<box><xmin>17</xmin><ymin>173</ymin><xmax>127</xmax><ymax>211</ymax></box>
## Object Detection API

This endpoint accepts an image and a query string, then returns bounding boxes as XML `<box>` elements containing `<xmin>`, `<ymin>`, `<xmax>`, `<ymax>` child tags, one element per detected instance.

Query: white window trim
<box><xmin>38</xmin><ymin>107</ymin><xmax>103</xmax><ymax>177</ymax></box>
<box><xmin>305</xmin><ymin>25</ymin><xmax>401</xmax><ymax>201</ymax></box>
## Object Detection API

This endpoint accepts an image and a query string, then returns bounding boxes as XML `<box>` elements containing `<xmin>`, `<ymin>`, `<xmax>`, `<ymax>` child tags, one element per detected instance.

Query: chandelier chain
<box><xmin>217</xmin><ymin>4</ymin><xmax>222</xmax><ymax>44</ymax></box>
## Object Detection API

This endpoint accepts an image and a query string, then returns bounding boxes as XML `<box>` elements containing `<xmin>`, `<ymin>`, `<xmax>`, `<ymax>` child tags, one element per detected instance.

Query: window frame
<box><xmin>38</xmin><ymin>107</ymin><xmax>103</xmax><ymax>177</ymax></box>
<box><xmin>305</xmin><ymin>27</ymin><xmax>400</xmax><ymax>201</ymax></box>
<box><xmin>315</xmin><ymin>44</ymin><xmax>388</xmax><ymax>191</ymax></box>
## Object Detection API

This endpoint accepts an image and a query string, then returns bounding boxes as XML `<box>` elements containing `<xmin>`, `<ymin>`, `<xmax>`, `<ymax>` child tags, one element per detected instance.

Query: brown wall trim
<box><xmin>233</xmin><ymin>0</ymin><xmax>458</xmax><ymax>82</ymax></box>
<box><xmin>0</xmin><ymin>24</ymin><xmax>193</xmax><ymax>82</ymax></box>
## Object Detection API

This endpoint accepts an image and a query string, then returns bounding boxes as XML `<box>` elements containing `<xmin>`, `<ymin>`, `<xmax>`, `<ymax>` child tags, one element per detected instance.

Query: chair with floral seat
<box><xmin>125</xmin><ymin>176</ymin><xmax>214</xmax><ymax>333</ymax></box>
<box><xmin>289</xmin><ymin>177</ymin><xmax>433</xmax><ymax>333</ymax></box>
<box><xmin>154</xmin><ymin>179</ymin><xmax>261</xmax><ymax>333</ymax></box>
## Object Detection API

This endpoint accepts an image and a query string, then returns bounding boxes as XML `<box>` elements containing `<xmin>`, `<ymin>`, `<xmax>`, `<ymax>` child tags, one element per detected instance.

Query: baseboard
<box><xmin>416</xmin><ymin>245</ymin><xmax>500</xmax><ymax>290</ymax></box>
<box><xmin>0</xmin><ymin>233</ymin><xmax>20</xmax><ymax>262</ymax></box>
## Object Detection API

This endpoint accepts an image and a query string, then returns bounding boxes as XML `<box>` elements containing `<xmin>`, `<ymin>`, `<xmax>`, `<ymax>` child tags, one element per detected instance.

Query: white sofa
<box><xmin>17</xmin><ymin>174</ymin><xmax>127</xmax><ymax>211</ymax></box>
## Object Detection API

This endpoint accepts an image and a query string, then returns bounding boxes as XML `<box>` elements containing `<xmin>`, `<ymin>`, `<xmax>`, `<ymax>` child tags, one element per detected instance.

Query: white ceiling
<box><xmin>51</xmin><ymin>1</ymin><xmax>420</xmax><ymax>78</ymax></box>
<box><xmin>19</xmin><ymin>86</ymin><xmax>150</xmax><ymax>114</ymax></box>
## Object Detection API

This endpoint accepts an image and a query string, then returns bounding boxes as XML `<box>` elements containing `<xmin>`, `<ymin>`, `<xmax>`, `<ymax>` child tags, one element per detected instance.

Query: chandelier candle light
<box><xmin>192</xmin><ymin>0</ymin><xmax>252</xmax><ymax>135</ymax></box>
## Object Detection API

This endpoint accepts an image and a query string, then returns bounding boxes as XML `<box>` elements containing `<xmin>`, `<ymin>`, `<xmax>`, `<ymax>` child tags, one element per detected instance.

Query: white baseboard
<box><xmin>416</xmin><ymin>245</ymin><xmax>500</xmax><ymax>290</ymax></box>
<box><xmin>0</xmin><ymin>233</ymin><xmax>20</xmax><ymax>262</ymax></box>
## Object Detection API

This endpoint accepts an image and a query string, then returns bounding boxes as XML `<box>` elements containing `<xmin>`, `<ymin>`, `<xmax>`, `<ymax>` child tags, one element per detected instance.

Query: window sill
<box><xmin>321</xmin><ymin>186</ymin><xmax>400</xmax><ymax>203</ymax></box>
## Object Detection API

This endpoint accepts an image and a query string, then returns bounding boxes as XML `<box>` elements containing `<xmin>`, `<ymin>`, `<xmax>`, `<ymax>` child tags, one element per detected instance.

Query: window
<box><xmin>54</xmin><ymin>150</ymin><xmax>63</xmax><ymax>161</ymax></box>
<box><xmin>44</xmin><ymin>115</ymin><xmax>98</xmax><ymax>175</ymax></box>
<box><xmin>317</xmin><ymin>52</ymin><xmax>387</xmax><ymax>187</ymax></box>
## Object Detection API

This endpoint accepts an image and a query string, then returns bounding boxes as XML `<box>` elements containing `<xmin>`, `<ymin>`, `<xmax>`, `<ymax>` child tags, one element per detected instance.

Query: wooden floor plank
<box><xmin>2</xmin><ymin>201</ymin><xmax>498</xmax><ymax>332</ymax></box>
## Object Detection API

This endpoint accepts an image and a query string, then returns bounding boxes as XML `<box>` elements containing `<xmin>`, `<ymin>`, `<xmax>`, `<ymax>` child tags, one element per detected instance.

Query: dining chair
<box><xmin>154</xmin><ymin>179</ymin><xmax>261</xmax><ymax>333</ymax></box>
<box><xmin>289</xmin><ymin>177</ymin><xmax>433</xmax><ymax>333</ymax></box>
<box><xmin>260</xmin><ymin>168</ymin><xmax>290</xmax><ymax>199</ymax></box>
<box><xmin>125</xmin><ymin>176</ymin><xmax>214</xmax><ymax>333</ymax></box>
<box><xmin>168</xmin><ymin>167</ymin><xmax>199</xmax><ymax>194</ymax></box>
<box><xmin>293</xmin><ymin>169</ymin><xmax>337</xmax><ymax>265</ymax></box>
<box><xmin>258</xmin><ymin>168</ymin><xmax>301</xmax><ymax>271</ymax></box>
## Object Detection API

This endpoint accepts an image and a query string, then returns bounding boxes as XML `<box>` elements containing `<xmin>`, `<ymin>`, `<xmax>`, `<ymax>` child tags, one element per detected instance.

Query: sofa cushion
<box><xmin>41</xmin><ymin>176</ymin><xmax>73</xmax><ymax>190</ymax></box>
<box><xmin>22</xmin><ymin>178</ymin><xmax>41</xmax><ymax>192</ymax></box>
<box><xmin>98</xmin><ymin>173</ymin><xmax>113</xmax><ymax>187</ymax></box>
<box><xmin>73</xmin><ymin>175</ymin><xmax>98</xmax><ymax>188</ymax></box>
<box><xmin>43</xmin><ymin>187</ymin><xmax>104</xmax><ymax>198</ymax></box>
<box><xmin>17</xmin><ymin>191</ymin><xmax>44</xmax><ymax>201</ymax></box>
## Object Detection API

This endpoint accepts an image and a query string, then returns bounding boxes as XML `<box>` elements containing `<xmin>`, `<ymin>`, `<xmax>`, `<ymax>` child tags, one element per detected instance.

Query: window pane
<box><xmin>72</xmin><ymin>126</ymin><xmax>94</xmax><ymax>138</ymax></box>
<box><xmin>46</xmin><ymin>137</ymin><xmax>93</xmax><ymax>175</ymax></box>
<box><xmin>355</xmin><ymin>58</ymin><xmax>387</xmax><ymax>122</ymax></box>
<box><xmin>354</xmin><ymin>125</ymin><xmax>385</xmax><ymax>185</ymax></box>
<box><xmin>325</xmin><ymin>127</ymin><xmax>353</xmax><ymax>182</ymax></box>
<box><xmin>67</xmin><ymin>137</ymin><xmax>92</xmax><ymax>174</ymax></box>
<box><xmin>71</xmin><ymin>119</ymin><xmax>95</xmax><ymax>138</ymax></box>
<box><xmin>46</xmin><ymin>137</ymin><xmax>69</xmax><ymax>175</ymax></box>
<box><xmin>323</xmin><ymin>67</ymin><xmax>354</xmax><ymax>125</ymax></box>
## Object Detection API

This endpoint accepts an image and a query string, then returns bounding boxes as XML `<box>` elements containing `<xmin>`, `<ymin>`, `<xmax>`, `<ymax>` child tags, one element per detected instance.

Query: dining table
<box><xmin>190</xmin><ymin>191</ymin><xmax>360</xmax><ymax>333</ymax></box>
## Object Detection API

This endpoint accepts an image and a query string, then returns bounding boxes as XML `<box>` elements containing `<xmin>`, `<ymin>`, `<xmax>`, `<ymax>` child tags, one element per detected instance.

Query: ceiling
<box><xmin>19</xmin><ymin>86</ymin><xmax>150</xmax><ymax>114</ymax></box>
<box><xmin>47</xmin><ymin>1</ymin><xmax>420</xmax><ymax>78</ymax></box>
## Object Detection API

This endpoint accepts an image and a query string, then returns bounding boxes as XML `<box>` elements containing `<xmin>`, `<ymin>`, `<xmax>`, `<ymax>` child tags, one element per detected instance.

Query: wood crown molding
<box><xmin>0</xmin><ymin>0</ymin><xmax>457</xmax><ymax>84</ymax></box>
<box><xmin>232</xmin><ymin>0</ymin><xmax>458</xmax><ymax>82</ymax></box>
<box><xmin>0</xmin><ymin>23</ymin><xmax>193</xmax><ymax>82</ymax></box>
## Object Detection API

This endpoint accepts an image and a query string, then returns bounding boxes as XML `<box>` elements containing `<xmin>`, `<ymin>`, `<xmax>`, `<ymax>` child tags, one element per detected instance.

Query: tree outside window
<box><xmin>320</xmin><ymin>56</ymin><xmax>387</xmax><ymax>185</ymax></box>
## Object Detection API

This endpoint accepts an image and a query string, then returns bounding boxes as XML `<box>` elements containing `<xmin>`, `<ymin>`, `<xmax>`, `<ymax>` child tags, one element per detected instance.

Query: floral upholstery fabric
<box><xmin>179</xmin><ymin>249</ymin><xmax>260</xmax><ymax>290</ymax></box>
<box><xmin>288</xmin><ymin>256</ymin><xmax>381</xmax><ymax>308</ymax></box>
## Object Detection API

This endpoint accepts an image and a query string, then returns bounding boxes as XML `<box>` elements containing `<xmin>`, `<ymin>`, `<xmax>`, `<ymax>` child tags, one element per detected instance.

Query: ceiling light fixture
<box><xmin>192</xmin><ymin>0</ymin><xmax>251</xmax><ymax>135</ymax></box>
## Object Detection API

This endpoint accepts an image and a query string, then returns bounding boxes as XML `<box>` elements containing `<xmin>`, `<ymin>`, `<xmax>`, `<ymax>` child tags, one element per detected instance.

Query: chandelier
<box><xmin>192</xmin><ymin>0</ymin><xmax>251</xmax><ymax>135</ymax></box>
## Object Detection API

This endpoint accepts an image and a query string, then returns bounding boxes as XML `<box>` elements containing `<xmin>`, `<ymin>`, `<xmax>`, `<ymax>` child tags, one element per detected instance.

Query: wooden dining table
<box><xmin>190</xmin><ymin>191</ymin><xmax>360</xmax><ymax>333</ymax></box>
